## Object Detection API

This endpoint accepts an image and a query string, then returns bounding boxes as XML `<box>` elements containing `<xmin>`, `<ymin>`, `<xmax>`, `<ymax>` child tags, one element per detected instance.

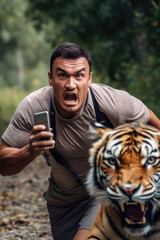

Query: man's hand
<box><xmin>0</xmin><ymin>125</ymin><xmax>55</xmax><ymax>176</ymax></box>
<box><xmin>29</xmin><ymin>125</ymin><xmax>55</xmax><ymax>157</ymax></box>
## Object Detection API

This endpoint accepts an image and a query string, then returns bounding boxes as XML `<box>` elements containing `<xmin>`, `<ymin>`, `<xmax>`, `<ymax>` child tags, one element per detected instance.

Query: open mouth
<box><xmin>64</xmin><ymin>93</ymin><xmax>77</xmax><ymax>103</ymax></box>
<box><xmin>120</xmin><ymin>202</ymin><xmax>149</xmax><ymax>226</ymax></box>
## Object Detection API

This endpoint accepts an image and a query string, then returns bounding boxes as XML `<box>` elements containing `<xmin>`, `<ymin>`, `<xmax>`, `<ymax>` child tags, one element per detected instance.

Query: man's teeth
<box><xmin>64</xmin><ymin>94</ymin><xmax>77</xmax><ymax>102</ymax></box>
<box><xmin>65</xmin><ymin>99</ymin><xmax>76</xmax><ymax>102</ymax></box>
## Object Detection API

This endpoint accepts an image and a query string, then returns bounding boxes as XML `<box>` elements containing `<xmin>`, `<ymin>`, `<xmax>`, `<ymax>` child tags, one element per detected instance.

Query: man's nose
<box><xmin>66</xmin><ymin>77</ymin><xmax>76</xmax><ymax>89</ymax></box>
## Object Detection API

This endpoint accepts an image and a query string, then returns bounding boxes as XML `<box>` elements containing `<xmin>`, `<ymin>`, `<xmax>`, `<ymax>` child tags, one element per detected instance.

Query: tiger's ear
<box><xmin>89</xmin><ymin>120</ymin><xmax>112</xmax><ymax>140</ymax></box>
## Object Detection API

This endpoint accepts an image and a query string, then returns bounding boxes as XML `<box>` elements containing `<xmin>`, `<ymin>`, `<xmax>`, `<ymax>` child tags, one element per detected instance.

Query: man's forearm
<box><xmin>0</xmin><ymin>127</ymin><xmax>54</xmax><ymax>176</ymax></box>
<box><xmin>0</xmin><ymin>144</ymin><xmax>36</xmax><ymax>176</ymax></box>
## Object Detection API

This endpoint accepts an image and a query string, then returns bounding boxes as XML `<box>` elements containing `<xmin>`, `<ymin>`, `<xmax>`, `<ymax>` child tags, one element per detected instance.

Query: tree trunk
<box><xmin>16</xmin><ymin>49</ymin><xmax>24</xmax><ymax>90</ymax></box>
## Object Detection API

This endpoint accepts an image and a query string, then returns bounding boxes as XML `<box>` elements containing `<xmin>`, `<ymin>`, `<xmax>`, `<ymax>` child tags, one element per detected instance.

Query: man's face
<box><xmin>48</xmin><ymin>57</ymin><xmax>92</xmax><ymax>118</ymax></box>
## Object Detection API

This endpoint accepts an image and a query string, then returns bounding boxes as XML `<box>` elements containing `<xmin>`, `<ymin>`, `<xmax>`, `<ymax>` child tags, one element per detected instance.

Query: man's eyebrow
<box><xmin>56</xmin><ymin>67</ymin><xmax>67</xmax><ymax>73</ymax></box>
<box><xmin>76</xmin><ymin>68</ymin><xmax>86</xmax><ymax>73</ymax></box>
<box><xmin>56</xmin><ymin>67</ymin><xmax>86</xmax><ymax>73</ymax></box>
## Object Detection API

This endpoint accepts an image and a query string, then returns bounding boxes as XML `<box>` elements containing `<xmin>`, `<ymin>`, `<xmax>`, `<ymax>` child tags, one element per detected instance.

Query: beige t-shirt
<box><xmin>2</xmin><ymin>83</ymin><xmax>149</xmax><ymax>206</ymax></box>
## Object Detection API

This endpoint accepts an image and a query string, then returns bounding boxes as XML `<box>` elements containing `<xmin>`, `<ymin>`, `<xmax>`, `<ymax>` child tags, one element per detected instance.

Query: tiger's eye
<box><xmin>108</xmin><ymin>158</ymin><xmax>116</xmax><ymax>165</ymax></box>
<box><xmin>147</xmin><ymin>157</ymin><xmax>156</xmax><ymax>165</ymax></box>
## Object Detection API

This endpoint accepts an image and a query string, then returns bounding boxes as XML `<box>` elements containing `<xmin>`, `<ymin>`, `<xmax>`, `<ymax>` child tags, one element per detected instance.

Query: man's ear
<box><xmin>48</xmin><ymin>72</ymin><xmax>53</xmax><ymax>86</ymax></box>
<box><xmin>88</xmin><ymin>72</ymin><xmax>92</xmax><ymax>87</ymax></box>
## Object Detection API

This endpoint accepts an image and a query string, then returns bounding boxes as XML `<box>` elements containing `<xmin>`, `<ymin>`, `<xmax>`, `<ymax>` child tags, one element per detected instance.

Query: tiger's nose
<box><xmin>119</xmin><ymin>184</ymin><xmax>139</xmax><ymax>196</ymax></box>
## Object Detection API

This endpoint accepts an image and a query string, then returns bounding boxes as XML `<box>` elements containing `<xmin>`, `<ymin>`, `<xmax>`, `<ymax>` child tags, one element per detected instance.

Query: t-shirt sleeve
<box><xmin>2</xmin><ymin>98</ymin><xmax>34</xmax><ymax>148</ymax></box>
<box><xmin>91</xmin><ymin>84</ymin><xmax>149</xmax><ymax>126</ymax></box>
<box><xmin>117</xmin><ymin>91</ymin><xmax>149</xmax><ymax>125</ymax></box>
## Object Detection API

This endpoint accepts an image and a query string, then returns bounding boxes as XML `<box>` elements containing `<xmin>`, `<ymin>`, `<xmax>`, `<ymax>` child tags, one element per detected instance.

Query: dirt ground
<box><xmin>0</xmin><ymin>157</ymin><xmax>53</xmax><ymax>240</ymax></box>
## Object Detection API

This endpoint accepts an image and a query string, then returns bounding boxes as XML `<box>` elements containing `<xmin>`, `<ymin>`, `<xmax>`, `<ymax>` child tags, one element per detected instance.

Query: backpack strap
<box><xmin>49</xmin><ymin>101</ymin><xmax>85</xmax><ymax>188</ymax></box>
<box><xmin>90</xmin><ymin>87</ymin><xmax>113</xmax><ymax>128</ymax></box>
<box><xmin>50</xmin><ymin>100</ymin><xmax>56</xmax><ymax>140</ymax></box>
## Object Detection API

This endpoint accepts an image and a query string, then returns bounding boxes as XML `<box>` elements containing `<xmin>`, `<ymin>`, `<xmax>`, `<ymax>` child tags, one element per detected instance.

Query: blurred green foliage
<box><xmin>0</xmin><ymin>87</ymin><xmax>30</xmax><ymax>136</ymax></box>
<box><xmin>0</xmin><ymin>0</ymin><xmax>51</xmax><ymax>89</ymax></box>
<box><xmin>0</xmin><ymin>0</ymin><xmax>160</xmax><ymax>136</ymax></box>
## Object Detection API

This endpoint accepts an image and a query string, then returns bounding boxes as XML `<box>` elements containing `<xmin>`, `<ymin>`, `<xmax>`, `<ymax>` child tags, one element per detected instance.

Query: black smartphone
<box><xmin>34</xmin><ymin>111</ymin><xmax>50</xmax><ymax>137</ymax></box>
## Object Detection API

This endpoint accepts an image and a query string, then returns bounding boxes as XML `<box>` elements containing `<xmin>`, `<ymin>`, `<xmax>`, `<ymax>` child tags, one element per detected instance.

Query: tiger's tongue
<box><xmin>125</xmin><ymin>204</ymin><xmax>145</xmax><ymax>221</ymax></box>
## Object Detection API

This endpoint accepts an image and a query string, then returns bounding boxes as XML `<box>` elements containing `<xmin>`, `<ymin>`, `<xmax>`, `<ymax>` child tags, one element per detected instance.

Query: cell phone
<box><xmin>34</xmin><ymin>111</ymin><xmax>50</xmax><ymax>132</ymax></box>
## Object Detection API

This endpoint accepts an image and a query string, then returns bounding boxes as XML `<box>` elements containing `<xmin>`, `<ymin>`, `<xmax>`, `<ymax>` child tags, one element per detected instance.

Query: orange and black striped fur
<box><xmin>87</xmin><ymin>122</ymin><xmax>160</xmax><ymax>240</ymax></box>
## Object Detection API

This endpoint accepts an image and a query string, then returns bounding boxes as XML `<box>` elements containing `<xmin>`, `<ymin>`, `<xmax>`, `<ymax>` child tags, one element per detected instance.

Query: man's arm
<box><xmin>0</xmin><ymin>125</ymin><xmax>54</xmax><ymax>176</ymax></box>
<box><xmin>148</xmin><ymin>109</ymin><xmax>160</xmax><ymax>130</ymax></box>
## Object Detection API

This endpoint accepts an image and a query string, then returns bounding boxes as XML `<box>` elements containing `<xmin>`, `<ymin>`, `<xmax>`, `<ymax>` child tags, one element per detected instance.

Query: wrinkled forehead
<box><xmin>52</xmin><ymin>57</ymin><xmax>90</xmax><ymax>74</ymax></box>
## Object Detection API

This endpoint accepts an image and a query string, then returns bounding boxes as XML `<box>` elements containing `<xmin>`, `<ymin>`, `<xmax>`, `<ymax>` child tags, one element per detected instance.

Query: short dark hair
<box><xmin>50</xmin><ymin>43</ymin><xmax>92</xmax><ymax>75</ymax></box>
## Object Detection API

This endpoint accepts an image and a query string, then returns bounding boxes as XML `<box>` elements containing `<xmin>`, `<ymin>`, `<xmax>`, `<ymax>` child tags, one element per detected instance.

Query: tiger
<box><xmin>86</xmin><ymin>121</ymin><xmax>160</xmax><ymax>240</ymax></box>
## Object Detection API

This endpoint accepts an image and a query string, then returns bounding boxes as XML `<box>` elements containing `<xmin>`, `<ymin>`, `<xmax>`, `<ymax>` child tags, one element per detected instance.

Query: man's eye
<box><xmin>59</xmin><ymin>73</ymin><xmax>66</xmax><ymax>78</ymax></box>
<box><xmin>76</xmin><ymin>74</ymin><xmax>83</xmax><ymax>79</ymax></box>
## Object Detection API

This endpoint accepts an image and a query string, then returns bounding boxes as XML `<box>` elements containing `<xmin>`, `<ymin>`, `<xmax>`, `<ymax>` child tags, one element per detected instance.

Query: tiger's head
<box><xmin>87</xmin><ymin>121</ymin><xmax>160</xmax><ymax>236</ymax></box>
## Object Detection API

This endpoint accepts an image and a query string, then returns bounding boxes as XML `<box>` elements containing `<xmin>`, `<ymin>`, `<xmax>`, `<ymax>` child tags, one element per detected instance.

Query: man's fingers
<box><xmin>32</xmin><ymin>125</ymin><xmax>47</xmax><ymax>133</ymax></box>
<box><xmin>30</xmin><ymin>128</ymin><xmax>53</xmax><ymax>142</ymax></box>
<box><xmin>29</xmin><ymin>125</ymin><xmax>55</xmax><ymax>156</ymax></box>
<box><xmin>31</xmin><ymin>139</ymin><xmax>55</xmax><ymax>148</ymax></box>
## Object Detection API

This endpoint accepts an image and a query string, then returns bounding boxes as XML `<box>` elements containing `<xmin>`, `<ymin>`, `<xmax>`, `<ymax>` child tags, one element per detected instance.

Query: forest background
<box><xmin>0</xmin><ymin>0</ymin><xmax>160</xmax><ymax>137</ymax></box>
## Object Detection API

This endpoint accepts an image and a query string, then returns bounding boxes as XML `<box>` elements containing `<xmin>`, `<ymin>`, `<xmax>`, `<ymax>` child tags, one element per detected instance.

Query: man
<box><xmin>0</xmin><ymin>43</ymin><xmax>160</xmax><ymax>240</ymax></box>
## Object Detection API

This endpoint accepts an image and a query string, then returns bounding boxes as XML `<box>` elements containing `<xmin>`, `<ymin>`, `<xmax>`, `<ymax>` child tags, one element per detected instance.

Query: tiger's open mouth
<box><xmin>120</xmin><ymin>202</ymin><xmax>149</xmax><ymax>226</ymax></box>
